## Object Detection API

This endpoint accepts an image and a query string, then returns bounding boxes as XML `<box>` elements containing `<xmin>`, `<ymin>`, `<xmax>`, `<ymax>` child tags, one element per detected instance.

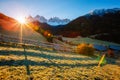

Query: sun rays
<box><xmin>16</xmin><ymin>16</ymin><xmax>26</xmax><ymax>24</ymax></box>
<box><xmin>10</xmin><ymin>15</ymin><xmax>53</xmax><ymax>43</ymax></box>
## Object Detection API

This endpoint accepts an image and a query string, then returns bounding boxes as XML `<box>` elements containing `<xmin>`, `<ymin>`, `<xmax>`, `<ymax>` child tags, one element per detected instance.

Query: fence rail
<box><xmin>0</xmin><ymin>34</ymin><xmax>74</xmax><ymax>52</ymax></box>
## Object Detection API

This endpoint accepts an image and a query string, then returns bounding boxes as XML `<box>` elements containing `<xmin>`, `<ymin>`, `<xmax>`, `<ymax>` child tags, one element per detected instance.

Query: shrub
<box><xmin>76</xmin><ymin>43</ymin><xmax>95</xmax><ymax>56</ymax></box>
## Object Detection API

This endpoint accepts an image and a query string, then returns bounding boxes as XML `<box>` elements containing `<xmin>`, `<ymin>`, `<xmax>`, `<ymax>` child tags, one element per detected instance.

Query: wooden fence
<box><xmin>0</xmin><ymin>34</ymin><xmax>74</xmax><ymax>52</ymax></box>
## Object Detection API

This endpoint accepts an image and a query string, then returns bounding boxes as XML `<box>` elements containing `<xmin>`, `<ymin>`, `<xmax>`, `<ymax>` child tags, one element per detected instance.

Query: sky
<box><xmin>0</xmin><ymin>0</ymin><xmax>120</xmax><ymax>20</ymax></box>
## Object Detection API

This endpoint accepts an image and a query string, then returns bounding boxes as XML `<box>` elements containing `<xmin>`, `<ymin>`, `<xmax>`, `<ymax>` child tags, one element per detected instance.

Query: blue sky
<box><xmin>0</xmin><ymin>0</ymin><xmax>120</xmax><ymax>20</ymax></box>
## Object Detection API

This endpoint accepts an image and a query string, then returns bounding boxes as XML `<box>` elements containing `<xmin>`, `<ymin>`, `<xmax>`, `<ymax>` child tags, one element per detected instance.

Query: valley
<box><xmin>0</xmin><ymin>7</ymin><xmax>120</xmax><ymax>80</ymax></box>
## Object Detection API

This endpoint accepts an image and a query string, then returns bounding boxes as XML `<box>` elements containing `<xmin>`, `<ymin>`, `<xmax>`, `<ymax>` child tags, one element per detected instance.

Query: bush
<box><xmin>76</xmin><ymin>43</ymin><xmax>95</xmax><ymax>56</ymax></box>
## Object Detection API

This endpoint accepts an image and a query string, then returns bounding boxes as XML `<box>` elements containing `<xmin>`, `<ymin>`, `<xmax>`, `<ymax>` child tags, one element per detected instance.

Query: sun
<box><xmin>16</xmin><ymin>16</ymin><xmax>26</xmax><ymax>24</ymax></box>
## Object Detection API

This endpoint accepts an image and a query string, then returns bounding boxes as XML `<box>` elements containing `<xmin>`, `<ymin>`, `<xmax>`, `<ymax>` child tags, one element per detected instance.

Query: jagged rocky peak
<box><xmin>48</xmin><ymin>17</ymin><xmax>61</xmax><ymax>22</ymax></box>
<box><xmin>34</xmin><ymin>15</ymin><xmax>47</xmax><ymax>23</ymax></box>
<box><xmin>35</xmin><ymin>16</ymin><xmax>71</xmax><ymax>26</ymax></box>
<box><xmin>26</xmin><ymin>15</ymin><xmax>34</xmax><ymax>22</ymax></box>
<box><xmin>26</xmin><ymin>15</ymin><xmax>70</xmax><ymax>26</ymax></box>
<box><xmin>47</xmin><ymin>17</ymin><xmax>70</xmax><ymax>26</ymax></box>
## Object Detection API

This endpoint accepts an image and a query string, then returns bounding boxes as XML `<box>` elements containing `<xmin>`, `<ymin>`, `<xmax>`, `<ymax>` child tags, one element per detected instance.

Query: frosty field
<box><xmin>0</xmin><ymin>45</ymin><xmax>120</xmax><ymax>80</ymax></box>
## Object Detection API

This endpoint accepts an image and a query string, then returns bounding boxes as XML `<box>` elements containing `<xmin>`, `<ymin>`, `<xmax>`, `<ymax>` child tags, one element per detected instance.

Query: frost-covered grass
<box><xmin>0</xmin><ymin>46</ymin><xmax>120</xmax><ymax>80</ymax></box>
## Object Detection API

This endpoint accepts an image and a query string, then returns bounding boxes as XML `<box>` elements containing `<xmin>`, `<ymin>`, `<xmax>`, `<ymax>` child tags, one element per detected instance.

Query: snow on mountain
<box><xmin>85</xmin><ymin>8</ymin><xmax>120</xmax><ymax>17</ymax></box>
<box><xmin>31</xmin><ymin>15</ymin><xmax>70</xmax><ymax>26</ymax></box>
<box><xmin>34</xmin><ymin>15</ymin><xmax>47</xmax><ymax>23</ymax></box>
<box><xmin>47</xmin><ymin>17</ymin><xmax>70</xmax><ymax>26</ymax></box>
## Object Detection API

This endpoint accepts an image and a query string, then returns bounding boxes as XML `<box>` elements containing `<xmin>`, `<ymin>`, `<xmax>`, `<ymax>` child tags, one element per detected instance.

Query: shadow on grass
<box><xmin>0</xmin><ymin>59</ymin><xmax>97</xmax><ymax>67</ymax></box>
<box><xmin>0</xmin><ymin>50</ymin><xmax>95</xmax><ymax>61</ymax></box>
<box><xmin>0</xmin><ymin>42</ymin><xmax>56</xmax><ymax>53</ymax></box>
<box><xmin>0</xmin><ymin>48</ymin><xmax>117</xmax><ymax>68</ymax></box>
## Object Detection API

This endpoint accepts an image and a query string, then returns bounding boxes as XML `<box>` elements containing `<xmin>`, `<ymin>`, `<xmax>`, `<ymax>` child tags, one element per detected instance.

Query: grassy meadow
<box><xmin>63</xmin><ymin>37</ymin><xmax>120</xmax><ymax>46</ymax></box>
<box><xmin>0</xmin><ymin>42</ymin><xmax>120</xmax><ymax>80</ymax></box>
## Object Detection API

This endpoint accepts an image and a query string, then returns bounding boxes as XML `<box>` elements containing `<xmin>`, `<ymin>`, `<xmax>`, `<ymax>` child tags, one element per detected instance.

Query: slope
<box><xmin>0</xmin><ymin>45</ymin><xmax>120</xmax><ymax>80</ymax></box>
<box><xmin>0</xmin><ymin>13</ymin><xmax>47</xmax><ymax>42</ymax></box>
<box><xmin>55</xmin><ymin>8</ymin><xmax>120</xmax><ymax>44</ymax></box>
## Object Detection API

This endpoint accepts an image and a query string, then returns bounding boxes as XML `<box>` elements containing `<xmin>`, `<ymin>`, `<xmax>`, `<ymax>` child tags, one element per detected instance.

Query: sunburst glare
<box><xmin>16</xmin><ymin>16</ymin><xmax>26</xmax><ymax>24</ymax></box>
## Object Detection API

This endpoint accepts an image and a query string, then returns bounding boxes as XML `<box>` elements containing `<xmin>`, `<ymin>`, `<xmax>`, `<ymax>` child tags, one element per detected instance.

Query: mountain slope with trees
<box><xmin>54</xmin><ymin>8</ymin><xmax>120</xmax><ymax>43</ymax></box>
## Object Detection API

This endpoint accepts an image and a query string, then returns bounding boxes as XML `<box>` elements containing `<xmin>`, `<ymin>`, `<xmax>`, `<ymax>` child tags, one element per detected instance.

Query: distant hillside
<box><xmin>0</xmin><ymin>13</ymin><xmax>47</xmax><ymax>42</ymax></box>
<box><xmin>54</xmin><ymin>8</ymin><xmax>120</xmax><ymax>44</ymax></box>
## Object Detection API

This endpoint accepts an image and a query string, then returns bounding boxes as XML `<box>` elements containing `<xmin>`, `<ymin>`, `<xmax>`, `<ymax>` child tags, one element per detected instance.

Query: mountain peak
<box><xmin>85</xmin><ymin>8</ymin><xmax>120</xmax><ymax>17</ymax></box>
<box><xmin>48</xmin><ymin>17</ymin><xmax>70</xmax><ymax>26</ymax></box>
<box><xmin>27</xmin><ymin>15</ymin><xmax>70</xmax><ymax>26</ymax></box>
<box><xmin>26</xmin><ymin>15</ymin><xmax>34</xmax><ymax>22</ymax></box>
<box><xmin>34</xmin><ymin>15</ymin><xmax>47</xmax><ymax>23</ymax></box>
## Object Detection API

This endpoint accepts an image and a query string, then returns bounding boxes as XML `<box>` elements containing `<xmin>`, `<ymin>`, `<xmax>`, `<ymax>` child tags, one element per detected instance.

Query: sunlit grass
<box><xmin>0</xmin><ymin>46</ymin><xmax>120</xmax><ymax>80</ymax></box>
<box><xmin>0</xmin><ymin>65</ymin><xmax>120</xmax><ymax>80</ymax></box>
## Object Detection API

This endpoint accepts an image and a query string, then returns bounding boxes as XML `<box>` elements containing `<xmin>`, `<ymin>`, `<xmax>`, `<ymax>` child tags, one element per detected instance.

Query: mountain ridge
<box><xmin>27</xmin><ymin>15</ymin><xmax>70</xmax><ymax>26</ymax></box>
<box><xmin>54</xmin><ymin>8</ymin><xmax>120</xmax><ymax>44</ymax></box>
<box><xmin>85</xmin><ymin>8</ymin><xmax>120</xmax><ymax>17</ymax></box>
<box><xmin>0</xmin><ymin>8</ymin><xmax>120</xmax><ymax>43</ymax></box>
